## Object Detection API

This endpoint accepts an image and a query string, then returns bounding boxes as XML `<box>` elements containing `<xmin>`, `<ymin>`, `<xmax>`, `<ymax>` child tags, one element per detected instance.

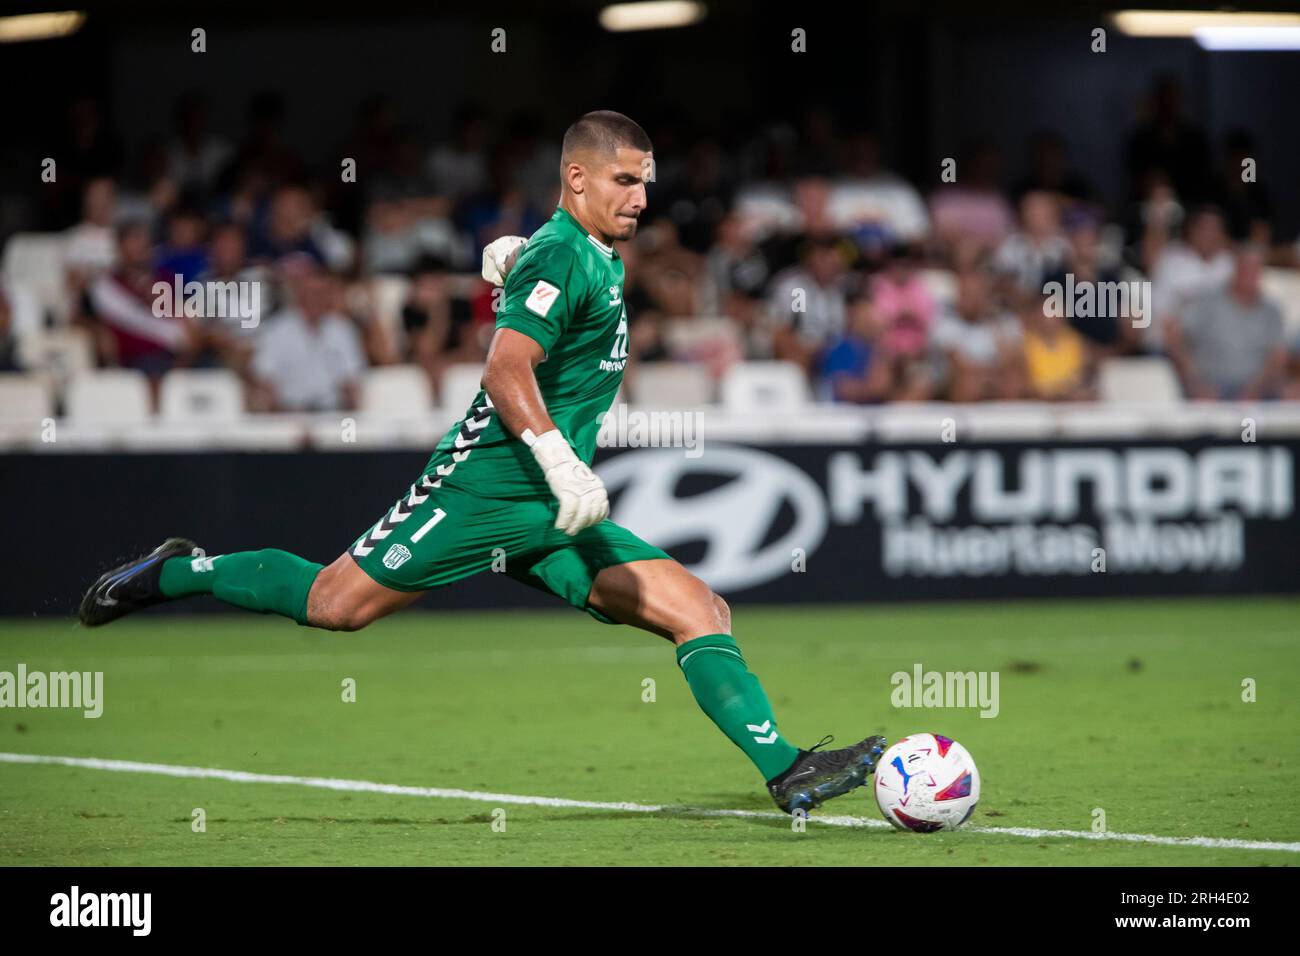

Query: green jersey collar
<box><xmin>553</xmin><ymin>206</ymin><xmax>619</xmax><ymax>259</ymax></box>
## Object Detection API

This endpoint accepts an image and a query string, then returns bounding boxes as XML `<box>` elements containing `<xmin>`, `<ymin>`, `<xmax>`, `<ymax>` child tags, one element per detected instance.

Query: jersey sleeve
<box><xmin>495</xmin><ymin>243</ymin><xmax>584</xmax><ymax>355</ymax></box>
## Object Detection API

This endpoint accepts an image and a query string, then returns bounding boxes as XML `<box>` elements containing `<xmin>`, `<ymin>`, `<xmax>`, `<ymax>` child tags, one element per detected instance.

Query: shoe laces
<box><xmin>808</xmin><ymin>734</ymin><xmax>835</xmax><ymax>753</ymax></box>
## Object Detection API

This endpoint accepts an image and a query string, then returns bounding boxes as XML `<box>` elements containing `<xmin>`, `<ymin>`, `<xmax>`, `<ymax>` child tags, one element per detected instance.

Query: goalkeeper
<box><xmin>78</xmin><ymin>110</ymin><xmax>883</xmax><ymax>814</ymax></box>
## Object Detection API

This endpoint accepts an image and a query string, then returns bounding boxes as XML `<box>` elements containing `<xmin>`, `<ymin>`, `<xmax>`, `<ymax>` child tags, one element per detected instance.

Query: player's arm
<box><xmin>482</xmin><ymin>244</ymin><xmax>609</xmax><ymax>536</ymax></box>
<box><xmin>482</xmin><ymin>328</ymin><xmax>556</xmax><ymax>440</ymax></box>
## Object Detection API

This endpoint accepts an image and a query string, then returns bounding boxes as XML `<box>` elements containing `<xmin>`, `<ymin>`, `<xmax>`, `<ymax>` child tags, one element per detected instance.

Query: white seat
<box><xmin>629</xmin><ymin>362</ymin><xmax>714</xmax><ymax>408</ymax></box>
<box><xmin>719</xmin><ymin>360</ymin><xmax>811</xmax><ymax>411</ymax></box>
<box><xmin>369</xmin><ymin>274</ymin><xmax>412</xmax><ymax>342</ymax></box>
<box><xmin>15</xmin><ymin>326</ymin><xmax>95</xmax><ymax>382</ymax></box>
<box><xmin>159</xmin><ymin>369</ymin><xmax>244</xmax><ymax>423</ymax></box>
<box><xmin>0</xmin><ymin>373</ymin><xmax>53</xmax><ymax>423</ymax></box>
<box><xmin>1</xmin><ymin>233</ymin><xmax>71</xmax><ymax>329</ymax></box>
<box><xmin>65</xmin><ymin>369</ymin><xmax>151</xmax><ymax>425</ymax></box>
<box><xmin>661</xmin><ymin>316</ymin><xmax>742</xmax><ymax>361</ymax></box>
<box><xmin>360</xmin><ymin>365</ymin><xmax>434</xmax><ymax>418</ymax></box>
<box><xmin>438</xmin><ymin>362</ymin><xmax>485</xmax><ymax>415</ymax></box>
<box><xmin>1097</xmin><ymin>357</ymin><xmax>1183</xmax><ymax>404</ymax></box>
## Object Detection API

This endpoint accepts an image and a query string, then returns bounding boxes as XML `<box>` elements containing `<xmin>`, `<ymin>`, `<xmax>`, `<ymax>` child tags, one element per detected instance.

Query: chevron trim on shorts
<box><xmin>351</xmin><ymin>396</ymin><xmax>494</xmax><ymax>558</ymax></box>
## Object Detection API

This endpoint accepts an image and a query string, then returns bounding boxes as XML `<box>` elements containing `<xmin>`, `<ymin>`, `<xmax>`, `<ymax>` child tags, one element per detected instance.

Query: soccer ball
<box><xmin>873</xmin><ymin>733</ymin><xmax>980</xmax><ymax>832</ymax></box>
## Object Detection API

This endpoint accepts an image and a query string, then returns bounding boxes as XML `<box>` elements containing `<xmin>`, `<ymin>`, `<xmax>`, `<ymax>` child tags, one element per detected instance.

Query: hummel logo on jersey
<box><xmin>747</xmin><ymin>720</ymin><xmax>779</xmax><ymax>744</ymax></box>
<box><xmin>525</xmin><ymin>280</ymin><xmax>559</xmax><ymax>317</ymax></box>
<box><xmin>608</xmin><ymin>285</ymin><xmax>622</xmax><ymax>306</ymax></box>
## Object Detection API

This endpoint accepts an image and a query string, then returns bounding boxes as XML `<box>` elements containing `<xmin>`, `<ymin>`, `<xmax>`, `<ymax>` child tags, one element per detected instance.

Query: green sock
<box><xmin>159</xmin><ymin>549</ymin><xmax>323</xmax><ymax>625</ymax></box>
<box><xmin>676</xmin><ymin>633</ymin><xmax>800</xmax><ymax>781</ymax></box>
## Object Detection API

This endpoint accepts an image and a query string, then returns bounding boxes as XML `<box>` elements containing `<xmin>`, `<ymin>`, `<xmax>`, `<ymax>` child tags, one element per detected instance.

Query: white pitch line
<box><xmin>3</xmin><ymin>751</ymin><xmax>1298</xmax><ymax>854</ymax></box>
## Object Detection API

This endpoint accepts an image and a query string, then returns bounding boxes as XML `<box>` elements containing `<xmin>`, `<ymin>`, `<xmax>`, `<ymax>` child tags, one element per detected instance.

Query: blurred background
<box><xmin>1</xmin><ymin>1</ymin><xmax>1298</xmax><ymax>610</ymax></box>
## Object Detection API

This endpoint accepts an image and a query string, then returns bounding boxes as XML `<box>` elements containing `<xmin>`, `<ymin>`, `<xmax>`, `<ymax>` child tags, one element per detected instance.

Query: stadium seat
<box><xmin>65</xmin><ymin>369</ymin><xmax>152</xmax><ymax>426</ymax></box>
<box><xmin>438</xmin><ymin>362</ymin><xmax>486</xmax><ymax>415</ymax></box>
<box><xmin>1096</xmin><ymin>357</ymin><xmax>1183</xmax><ymax>404</ymax></box>
<box><xmin>15</xmin><ymin>326</ymin><xmax>95</xmax><ymax>383</ymax></box>
<box><xmin>365</xmin><ymin>274</ymin><xmax>412</xmax><ymax>352</ymax></box>
<box><xmin>720</xmin><ymin>361</ymin><xmax>811</xmax><ymax>411</ymax></box>
<box><xmin>159</xmin><ymin>369</ymin><xmax>245</xmax><ymax>423</ymax></box>
<box><xmin>1</xmin><ymin>233</ymin><xmax>72</xmax><ymax>329</ymax></box>
<box><xmin>360</xmin><ymin>365</ymin><xmax>434</xmax><ymax>419</ymax></box>
<box><xmin>660</xmin><ymin>316</ymin><xmax>744</xmax><ymax>377</ymax></box>
<box><xmin>629</xmin><ymin>362</ymin><xmax>715</xmax><ymax>408</ymax></box>
<box><xmin>0</xmin><ymin>373</ymin><xmax>53</xmax><ymax>423</ymax></box>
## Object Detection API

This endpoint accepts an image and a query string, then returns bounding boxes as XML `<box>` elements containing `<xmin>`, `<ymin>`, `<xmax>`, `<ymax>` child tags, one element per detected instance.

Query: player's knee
<box><xmin>711</xmin><ymin>592</ymin><xmax>732</xmax><ymax>633</ymax></box>
<box><xmin>306</xmin><ymin>569</ymin><xmax>373</xmax><ymax>632</ymax></box>
<box><xmin>671</xmin><ymin>586</ymin><xmax>731</xmax><ymax>643</ymax></box>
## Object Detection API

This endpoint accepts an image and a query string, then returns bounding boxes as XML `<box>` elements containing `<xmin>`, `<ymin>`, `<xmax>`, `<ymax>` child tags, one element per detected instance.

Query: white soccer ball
<box><xmin>873</xmin><ymin>733</ymin><xmax>980</xmax><ymax>832</ymax></box>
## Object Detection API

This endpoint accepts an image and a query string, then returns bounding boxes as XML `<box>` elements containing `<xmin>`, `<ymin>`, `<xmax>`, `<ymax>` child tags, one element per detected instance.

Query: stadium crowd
<box><xmin>2</xmin><ymin>78</ymin><xmax>1299</xmax><ymax>413</ymax></box>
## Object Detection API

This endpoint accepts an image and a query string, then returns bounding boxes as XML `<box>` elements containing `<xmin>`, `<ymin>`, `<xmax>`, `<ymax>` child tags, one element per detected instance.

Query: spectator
<box><xmin>86</xmin><ymin>223</ymin><xmax>195</xmax><ymax>381</ymax></box>
<box><xmin>1146</xmin><ymin>205</ymin><xmax>1233</xmax><ymax>352</ymax></box>
<box><xmin>1165</xmin><ymin>245</ymin><xmax>1287</xmax><ymax>400</ymax></box>
<box><xmin>1012</xmin><ymin>130</ymin><xmax>1094</xmax><ymax>207</ymax></box>
<box><xmin>656</xmin><ymin>138</ymin><xmax>732</xmax><ymax>254</ymax></box>
<box><xmin>765</xmin><ymin>234</ymin><xmax>850</xmax><ymax>376</ymax></box>
<box><xmin>828</xmin><ymin>132</ymin><xmax>930</xmax><ymax>247</ymax></box>
<box><xmin>247</xmin><ymin>185</ymin><xmax>327</xmax><ymax>268</ymax></box>
<box><xmin>929</xmin><ymin>143</ymin><xmax>1015</xmax><ymax>257</ymax></box>
<box><xmin>194</xmin><ymin>223</ymin><xmax>261</xmax><ymax>371</ymax></box>
<box><xmin>818</xmin><ymin>293</ymin><xmax>891</xmax><ymax>403</ymax></box>
<box><xmin>166</xmin><ymin>92</ymin><xmax>234</xmax><ymax>204</ymax></box>
<box><xmin>250</xmin><ymin>265</ymin><xmax>366</xmax><ymax>412</ymax></box>
<box><xmin>931</xmin><ymin>270</ymin><xmax>1021</xmax><ymax>401</ymax></box>
<box><xmin>1209</xmin><ymin>129</ymin><xmax>1271</xmax><ymax>245</ymax></box>
<box><xmin>871</xmin><ymin>243</ymin><xmax>936</xmax><ymax>362</ymax></box>
<box><xmin>156</xmin><ymin>207</ymin><xmax>210</xmax><ymax>281</ymax></box>
<box><xmin>400</xmin><ymin>256</ymin><xmax>482</xmax><ymax>387</ymax></box>
<box><xmin>64</xmin><ymin>177</ymin><xmax>120</xmax><ymax>279</ymax></box>
<box><xmin>427</xmin><ymin>103</ymin><xmax>491</xmax><ymax>202</ymax></box>
<box><xmin>1126</xmin><ymin>75</ymin><xmax>1212</xmax><ymax>204</ymax></box>
<box><xmin>1045</xmin><ymin>213</ymin><xmax>1137</xmax><ymax>354</ymax></box>
<box><xmin>992</xmin><ymin>190</ymin><xmax>1071</xmax><ymax>295</ymax></box>
<box><xmin>705</xmin><ymin>213</ymin><xmax>770</xmax><ymax>313</ymax></box>
<box><xmin>1017</xmin><ymin>292</ymin><xmax>1091</xmax><ymax>401</ymax></box>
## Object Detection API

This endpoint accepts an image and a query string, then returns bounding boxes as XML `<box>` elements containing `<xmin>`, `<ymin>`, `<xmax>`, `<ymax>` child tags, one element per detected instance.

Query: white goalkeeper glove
<box><xmin>482</xmin><ymin>235</ymin><xmax>528</xmax><ymax>287</ymax></box>
<box><xmin>525</xmin><ymin>428</ymin><xmax>609</xmax><ymax>536</ymax></box>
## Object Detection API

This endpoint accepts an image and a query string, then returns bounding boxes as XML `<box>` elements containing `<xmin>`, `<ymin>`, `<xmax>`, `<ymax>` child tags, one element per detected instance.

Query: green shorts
<box><xmin>348</xmin><ymin>467</ymin><xmax>670</xmax><ymax>624</ymax></box>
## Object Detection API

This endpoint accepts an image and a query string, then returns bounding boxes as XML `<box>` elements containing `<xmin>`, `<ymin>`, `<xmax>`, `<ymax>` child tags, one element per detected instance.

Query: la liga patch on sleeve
<box><xmin>525</xmin><ymin>280</ymin><xmax>560</xmax><ymax>317</ymax></box>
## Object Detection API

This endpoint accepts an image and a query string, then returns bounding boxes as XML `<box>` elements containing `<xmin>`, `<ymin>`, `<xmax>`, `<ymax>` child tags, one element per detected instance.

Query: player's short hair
<box><xmin>561</xmin><ymin>110</ymin><xmax>652</xmax><ymax>165</ymax></box>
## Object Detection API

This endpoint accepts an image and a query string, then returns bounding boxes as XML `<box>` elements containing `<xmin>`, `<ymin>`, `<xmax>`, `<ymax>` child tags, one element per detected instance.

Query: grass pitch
<box><xmin>1</xmin><ymin>597</ymin><xmax>1297</xmax><ymax>866</ymax></box>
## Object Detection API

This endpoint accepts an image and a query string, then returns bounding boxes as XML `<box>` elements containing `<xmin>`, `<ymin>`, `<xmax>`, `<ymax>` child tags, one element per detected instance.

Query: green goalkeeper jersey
<box><xmin>426</xmin><ymin>206</ymin><xmax>629</xmax><ymax>500</ymax></box>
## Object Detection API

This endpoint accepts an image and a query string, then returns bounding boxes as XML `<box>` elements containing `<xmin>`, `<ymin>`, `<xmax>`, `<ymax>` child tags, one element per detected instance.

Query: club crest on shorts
<box><xmin>382</xmin><ymin>544</ymin><xmax>412</xmax><ymax>570</ymax></box>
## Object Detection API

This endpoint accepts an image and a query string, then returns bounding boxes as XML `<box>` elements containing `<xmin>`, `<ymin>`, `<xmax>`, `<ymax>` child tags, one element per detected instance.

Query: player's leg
<box><xmin>79</xmin><ymin>536</ymin><xmax>318</xmax><ymax>627</ymax></box>
<box><xmin>78</xmin><ymin>535</ymin><xmax>418</xmax><ymax>630</ymax></box>
<box><xmin>586</xmin><ymin>557</ymin><xmax>804</xmax><ymax>773</ymax></box>
<box><xmin>302</xmin><ymin>551</ymin><xmax>424</xmax><ymax>631</ymax></box>
<box><xmin>79</xmin><ymin>468</ymin><xmax>453</xmax><ymax>630</ymax></box>
<box><xmin>584</xmin><ymin>553</ymin><xmax>885</xmax><ymax>814</ymax></box>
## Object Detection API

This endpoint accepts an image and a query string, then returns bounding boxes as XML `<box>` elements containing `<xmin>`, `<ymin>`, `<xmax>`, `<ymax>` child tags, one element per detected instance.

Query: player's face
<box><xmin>591</xmin><ymin>147</ymin><xmax>650</xmax><ymax>242</ymax></box>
